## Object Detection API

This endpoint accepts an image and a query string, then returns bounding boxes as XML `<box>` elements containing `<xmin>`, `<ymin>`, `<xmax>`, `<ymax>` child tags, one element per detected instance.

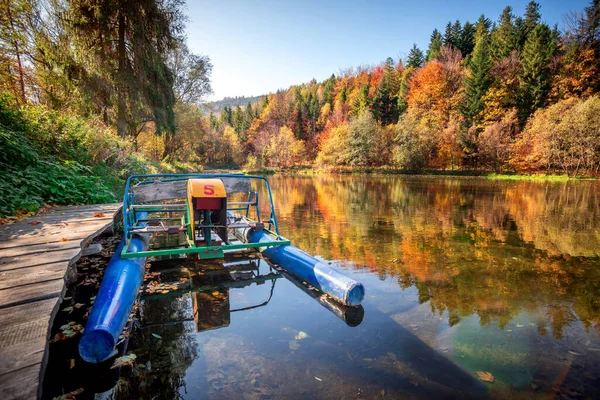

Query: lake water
<box><xmin>45</xmin><ymin>175</ymin><xmax>600</xmax><ymax>399</ymax></box>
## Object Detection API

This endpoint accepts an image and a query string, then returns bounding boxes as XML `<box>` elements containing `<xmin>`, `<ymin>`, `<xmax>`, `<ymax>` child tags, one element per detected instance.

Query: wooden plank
<box><xmin>0</xmin><ymin>216</ymin><xmax>114</xmax><ymax>242</ymax></box>
<box><xmin>0</xmin><ymin>279</ymin><xmax>63</xmax><ymax>309</ymax></box>
<box><xmin>132</xmin><ymin>177</ymin><xmax>252</xmax><ymax>202</ymax></box>
<box><xmin>0</xmin><ymin>298</ymin><xmax>56</xmax><ymax>328</ymax></box>
<box><xmin>0</xmin><ymin>248</ymin><xmax>81</xmax><ymax>272</ymax></box>
<box><xmin>0</xmin><ymin>334</ymin><xmax>46</xmax><ymax>376</ymax></box>
<box><xmin>0</xmin><ymin>363</ymin><xmax>40</xmax><ymax>400</ymax></box>
<box><xmin>0</xmin><ymin>225</ymin><xmax>109</xmax><ymax>249</ymax></box>
<box><xmin>0</xmin><ymin>262</ymin><xmax>69</xmax><ymax>290</ymax></box>
<box><xmin>0</xmin><ymin>203</ymin><xmax>121</xmax><ymax>398</ymax></box>
<box><xmin>0</xmin><ymin>242</ymin><xmax>81</xmax><ymax>258</ymax></box>
<box><xmin>45</xmin><ymin>203</ymin><xmax>120</xmax><ymax>213</ymax></box>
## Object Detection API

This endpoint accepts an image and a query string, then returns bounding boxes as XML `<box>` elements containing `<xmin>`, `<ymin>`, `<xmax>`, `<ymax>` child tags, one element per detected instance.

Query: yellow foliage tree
<box><xmin>264</xmin><ymin>126</ymin><xmax>306</xmax><ymax>168</ymax></box>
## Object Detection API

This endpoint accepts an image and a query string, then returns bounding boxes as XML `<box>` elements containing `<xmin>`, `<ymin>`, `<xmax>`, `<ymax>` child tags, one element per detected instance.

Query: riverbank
<box><xmin>242</xmin><ymin>165</ymin><xmax>596</xmax><ymax>181</ymax></box>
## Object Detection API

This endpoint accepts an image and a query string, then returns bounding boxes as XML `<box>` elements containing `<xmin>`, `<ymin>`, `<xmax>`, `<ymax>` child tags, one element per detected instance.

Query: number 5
<box><xmin>204</xmin><ymin>185</ymin><xmax>215</xmax><ymax>195</ymax></box>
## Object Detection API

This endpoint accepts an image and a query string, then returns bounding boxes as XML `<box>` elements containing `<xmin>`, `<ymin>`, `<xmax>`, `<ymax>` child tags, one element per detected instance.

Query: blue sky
<box><xmin>185</xmin><ymin>0</ymin><xmax>590</xmax><ymax>101</ymax></box>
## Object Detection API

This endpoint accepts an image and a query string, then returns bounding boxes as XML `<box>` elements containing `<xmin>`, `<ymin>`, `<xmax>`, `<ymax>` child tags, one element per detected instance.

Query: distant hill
<box><xmin>206</xmin><ymin>95</ymin><xmax>264</xmax><ymax>114</ymax></box>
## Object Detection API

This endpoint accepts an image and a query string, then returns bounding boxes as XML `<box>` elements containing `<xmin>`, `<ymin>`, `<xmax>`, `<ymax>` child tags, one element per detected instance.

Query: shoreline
<box><xmin>241</xmin><ymin>166</ymin><xmax>596</xmax><ymax>181</ymax></box>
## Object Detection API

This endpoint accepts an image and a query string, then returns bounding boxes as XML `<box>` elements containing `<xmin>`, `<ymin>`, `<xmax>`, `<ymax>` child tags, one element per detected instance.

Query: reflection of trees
<box><xmin>111</xmin><ymin>294</ymin><xmax>199</xmax><ymax>399</ymax></box>
<box><xmin>264</xmin><ymin>175</ymin><xmax>600</xmax><ymax>338</ymax></box>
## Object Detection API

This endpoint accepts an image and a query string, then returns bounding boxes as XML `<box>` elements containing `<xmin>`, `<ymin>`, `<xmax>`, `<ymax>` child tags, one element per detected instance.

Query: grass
<box><xmin>243</xmin><ymin>164</ymin><xmax>598</xmax><ymax>180</ymax></box>
<box><xmin>484</xmin><ymin>173</ymin><xmax>595</xmax><ymax>181</ymax></box>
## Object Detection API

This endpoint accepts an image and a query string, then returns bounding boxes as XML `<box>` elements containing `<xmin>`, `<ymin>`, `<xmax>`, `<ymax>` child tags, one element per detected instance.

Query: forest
<box><xmin>1</xmin><ymin>0</ymin><xmax>599</xmax><ymax>216</ymax></box>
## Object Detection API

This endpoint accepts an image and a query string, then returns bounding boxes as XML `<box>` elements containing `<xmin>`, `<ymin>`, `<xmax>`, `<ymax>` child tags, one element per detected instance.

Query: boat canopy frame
<box><xmin>121</xmin><ymin>173</ymin><xmax>290</xmax><ymax>259</ymax></box>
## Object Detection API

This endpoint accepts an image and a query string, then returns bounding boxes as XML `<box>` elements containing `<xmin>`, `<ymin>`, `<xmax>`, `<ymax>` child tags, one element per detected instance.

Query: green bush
<box><xmin>0</xmin><ymin>94</ymin><xmax>135</xmax><ymax>216</ymax></box>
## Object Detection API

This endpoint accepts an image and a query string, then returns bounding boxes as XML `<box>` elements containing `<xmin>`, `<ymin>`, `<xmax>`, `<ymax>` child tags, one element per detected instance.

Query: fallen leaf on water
<box><xmin>73</xmin><ymin>303</ymin><xmax>85</xmax><ymax>309</ymax></box>
<box><xmin>476</xmin><ymin>371</ymin><xmax>495</xmax><ymax>383</ymax></box>
<box><xmin>30</xmin><ymin>220</ymin><xmax>41</xmax><ymax>225</ymax></box>
<box><xmin>52</xmin><ymin>387</ymin><xmax>83</xmax><ymax>400</ymax></box>
<box><xmin>314</xmin><ymin>376</ymin><xmax>322</xmax><ymax>381</ymax></box>
<box><xmin>62</xmin><ymin>306</ymin><xmax>73</xmax><ymax>312</ymax></box>
<box><xmin>288</xmin><ymin>340</ymin><xmax>300</xmax><ymax>351</ymax></box>
<box><xmin>70</xmin><ymin>359</ymin><xmax>75</xmax><ymax>369</ymax></box>
<box><xmin>93</xmin><ymin>213</ymin><xmax>106</xmax><ymax>218</ymax></box>
<box><xmin>152</xmin><ymin>333</ymin><xmax>162</xmax><ymax>339</ymax></box>
<box><xmin>111</xmin><ymin>353</ymin><xmax>137</xmax><ymax>369</ymax></box>
<box><xmin>295</xmin><ymin>331</ymin><xmax>310</xmax><ymax>340</ymax></box>
<box><xmin>568</xmin><ymin>350</ymin><xmax>583</xmax><ymax>356</ymax></box>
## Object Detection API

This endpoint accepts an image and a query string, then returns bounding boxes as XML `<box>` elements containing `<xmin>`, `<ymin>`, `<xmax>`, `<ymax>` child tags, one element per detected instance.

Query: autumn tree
<box><xmin>552</xmin><ymin>0</ymin><xmax>600</xmax><ymax>98</ymax></box>
<box><xmin>346</xmin><ymin>111</ymin><xmax>378</xmax><ymax>166</ymax></box>
<box><xmin>264</xmin><ymin>126</ymin><xmax>305</xmax><ymax>167</ymax></box>
<box><xmin>511</xmin><ymin>96</ymin><xmax>600</xmax><ymax>175</ymax></box>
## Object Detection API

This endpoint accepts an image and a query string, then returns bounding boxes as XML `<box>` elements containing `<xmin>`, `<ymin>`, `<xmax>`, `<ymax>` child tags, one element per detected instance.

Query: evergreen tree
<box><xmin>517</xmin><ymin>1</ymin><xmax>542</xmax><ymax>48</ymax></box>
<box><xmin>244</xmin><ymin>101</ymin><xmax>254</xmax><ymax>125</ymax></box>
<box><xmin>406</xmin><ymin>43</ymin><xmax>425</xmax><ymax>68</ymax></box>
<box><xmin>352</xmin><ymin>84</ymin><xmax>371</xmax><ymax>116</ymax></box>
<box><xmin>61</xmin><ymin>0</ymin><xmax>184</xmax><ymax>138</ymax></box>
<box><xmin>232</xmin><ymin>105</ymin><xmax>244</xmax><ymax>136</ymax></box>
<box><xmin>427</xmin><ymin>29</ymin><xmax>443</xmax><ymax>60</ymax></box>
<box><xmin>339</xmin><ymin>86</ymin><xmax>347</xmax><ymax>104</ymax></box>
<box><xmin>462</xmin><ymin>24</ymin><xmax>492</xmax><ymax>125</ymax></box>
<box><xmin>452</xmin><ymin>20</ymin><xmax>463</xmax><ymax>47</ymax></box>
<box><xmin>220</xmin><ymin>106</ymin><xmax>233</xmax><ymax>125</ymax></box>
<box><xmin>458</xmin><ymin>21</ymin><xmax>476</xmax><ymax>57</ymax></box>
<box><xmin>371</xmin><ymin>60</ymin><xmax>398</xmax><ymax>125</ymax></box>
<box><xmin>323</xmin><ymin>73</ymin><xmax>335</xmax><ymax>106</ymax></box>
<box><xmin>490</xmin><ymin>6</ymin><xmax>517</xmax><ymax>58</ymax></box>
<box><xmin>443</xmin><ymin>22</ymin><xmax>455</xmax><ymax>47</ymax></box>
<box><xmin>518</xmin><ymin>23</ymin><xmax>556</xmax><ymax>121</ymax></box>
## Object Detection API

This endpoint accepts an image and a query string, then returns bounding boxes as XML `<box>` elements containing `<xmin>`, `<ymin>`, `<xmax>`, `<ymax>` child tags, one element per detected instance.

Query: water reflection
<box><xmin>106</xmin><ymin>175</ymin><xmax>600</xmax><ymax>399</ymax></box>
<box><xmin>262</xmin><ymin>175</ymin><xmax>600</xmax><ymax>339</ymax></box>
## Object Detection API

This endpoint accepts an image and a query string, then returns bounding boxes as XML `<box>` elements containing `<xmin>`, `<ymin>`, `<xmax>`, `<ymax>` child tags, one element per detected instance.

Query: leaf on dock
<box><xmin>93</xmin><ymin>212</ymin><xmax>106</xmax><ymax>217</ymax></box>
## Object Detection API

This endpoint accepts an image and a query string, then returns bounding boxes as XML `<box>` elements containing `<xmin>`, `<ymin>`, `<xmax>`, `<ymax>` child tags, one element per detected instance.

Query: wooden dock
<box><xmin>0</xmin><ymin>204</ymin><xmax>120</xmax><ymax>400</ymax></box>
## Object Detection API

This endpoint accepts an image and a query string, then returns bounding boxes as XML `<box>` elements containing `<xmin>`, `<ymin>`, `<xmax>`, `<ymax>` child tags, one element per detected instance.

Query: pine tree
<box><xmin>352</xmin><ymin>84</ymin><xmax>371</xmax><ymax>116</ymax></box>
<box><xmin>443</xmin><ymin>22</ymin><xmax>455</xmax><ymax>47</ymax></box>
<box><xmin>427</xmin><ymin>29</ymin><xmax>443</xmax><ymax>61</ymax></box>
<box><xmin>462</xmin><ymin>22</ymin><xmax>493</xmax><ymax>125</ymax></box>
<box><xmin>371</xmin><ymin>59</ymin><xmax>398</xmax><ymax>125</ymax></box>
<box><xmin>62</xmin><ymin>0</ymin><xmax>184</xmax><ymax>139</ymax></box>
<box><xmin>406</xmin><ymin>44</ymin><xmax>425</xmax><ymax>68</ymax></box>
<box><xmin>518</xmin><ymin>23</ymin><xmax>556</xmax><ymax>121</ymax></box>
<box><xmin>451</xmin><ymin>20</ymin><xmax>463</xmax><ymax>47</ymax></box>
<box><xmin>458</xmin><ymin>21</ymin><xmax>476</xmax><ymax>57</ymax></box>
<box><xmin>323</xmin><ymin>74</ymin><xmax>335</xmax><ymax>106</ymax></box>
<box><xmin>490</xmin><ymin>6</ymin><xmax>517</xmax><ymax>58</ymax></box>
<box><xmin>517</xmin><ymin>1</ymin><xmax>542</xmax><ymax>49</ymax></box>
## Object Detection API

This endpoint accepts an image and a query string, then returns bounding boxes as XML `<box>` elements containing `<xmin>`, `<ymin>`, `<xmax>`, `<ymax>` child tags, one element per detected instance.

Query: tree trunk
<box><xmin>6</xmin><ymin>4</ymin><xmax>26</xmax><ymax>104</ymax></box>
<box><xmin>117</xmin><ymin>10</ymin><xmax>127</xmax><ymax>138</ymax></box>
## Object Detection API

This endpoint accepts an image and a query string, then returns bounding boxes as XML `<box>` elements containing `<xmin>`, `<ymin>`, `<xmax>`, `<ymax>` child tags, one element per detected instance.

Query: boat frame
<box><xmin>120</xmin><ymin>173</ymin><xmax>290</xmax><ymax>259</ymax></box>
